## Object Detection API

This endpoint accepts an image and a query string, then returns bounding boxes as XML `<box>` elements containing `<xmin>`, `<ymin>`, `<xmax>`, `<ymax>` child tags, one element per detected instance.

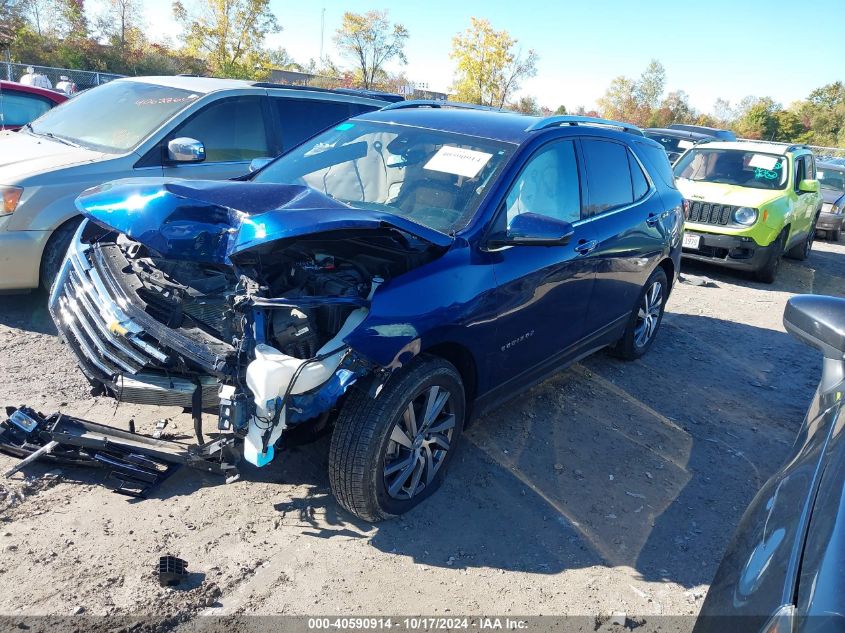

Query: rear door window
<box><xmin>581</xmin><ymin>139</ymin><xmax>634</xmax><ymax>216</ymax></box>
<box><xmin>273</xmin><ymin>98</ymin><xmax>361</xmax><ymax>151</ymax></box>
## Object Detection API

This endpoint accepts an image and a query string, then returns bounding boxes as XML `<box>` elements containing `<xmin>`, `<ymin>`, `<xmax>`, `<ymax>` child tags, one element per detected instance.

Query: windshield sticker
<box><xmin>754</xmin><ymin>168</ymin><xmax>780</xmax><ymax>180</ymax></box>
<box><xmin>334</xmin><ymin>122</ymin><xmax>354</xmax><ymax>131</ymax></box>
<box><xmin>677</xmin><ymin>140</ymin><xmax>694</xmax><ymax>149</ymax></box>
<box><xmin>134</xmin><ymin>94</ymin><xmax>198</xmax><ymax>106</ymax></box>
<box><xmin>748</xmin><ymin>154</ymin><xmax>779</xmax><ymax>170</ymax></box>
<box><xmin>424</xmin><ymin>146</ymin><xmax>493</xmax><ymax>178</ymax></box>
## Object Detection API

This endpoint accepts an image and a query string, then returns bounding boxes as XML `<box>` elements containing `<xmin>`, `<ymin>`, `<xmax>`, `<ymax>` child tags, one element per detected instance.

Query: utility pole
<box><xmin>319</xmin><ymin>7</ymin><xmax>326</xmax><ymax>62</ymax></box>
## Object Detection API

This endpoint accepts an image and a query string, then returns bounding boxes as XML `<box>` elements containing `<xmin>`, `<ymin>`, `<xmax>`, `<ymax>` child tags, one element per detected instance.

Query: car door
<box><xmin>161</xmin><ymin>95</ymin><xmax>273</xmax><ymax>180</ymax></box>
<box><xmin>577</xmin><ymin>137</ymin><xmax>669</xmax><ymax>336</ymax></box>
<box><xmin>486</xmin><ymin>139</ymin><xmax>597</xmax><ymax>389</ymax></box>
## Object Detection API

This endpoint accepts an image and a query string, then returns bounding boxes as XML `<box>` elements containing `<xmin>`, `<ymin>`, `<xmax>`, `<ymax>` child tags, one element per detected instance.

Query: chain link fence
<box><xmin>1</xmin><ymin>62</ymin><xmax>124</xmax><ymax>92</ymax></box>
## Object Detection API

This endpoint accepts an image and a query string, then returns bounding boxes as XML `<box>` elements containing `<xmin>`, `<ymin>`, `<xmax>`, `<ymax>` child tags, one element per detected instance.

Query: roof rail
<box><xmin>527</xmin><ymin>115</ymin><xmax>643</xmax><ymax>136</ymax></box>
<box><xmin>380</xmin><ymin>99</ymin><xmax>503</xmax><ymax>112</ymax></box>
<box><xmin>251</xmin><ymin>82</ymin><xmax>402</xmax><ymax>102</ymax></box>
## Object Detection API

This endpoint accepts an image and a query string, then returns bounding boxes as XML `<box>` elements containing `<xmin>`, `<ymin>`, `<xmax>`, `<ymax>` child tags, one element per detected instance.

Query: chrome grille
<box><xmin>49</xmin><ymin>234</ymin><xmax>219</xmax><ymax>408</ymax></box>
<box><xmin>50</xmin><ymin>238</ymin><xmax>165</xmax><ymax>380</ymax></box>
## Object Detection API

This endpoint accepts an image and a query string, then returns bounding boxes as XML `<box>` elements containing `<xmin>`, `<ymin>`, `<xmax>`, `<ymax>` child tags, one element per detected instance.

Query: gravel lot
<box><xmin>0</xmin><ymin>237</ymin><xmax>843</xmax><ymax>629</ymax></box>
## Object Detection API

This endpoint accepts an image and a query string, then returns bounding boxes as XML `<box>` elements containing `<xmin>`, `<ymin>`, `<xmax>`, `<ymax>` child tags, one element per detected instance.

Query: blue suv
<box><xmin>49</xmin><ymin>104</ymin><xmax>683</xmax><ymax>520</ymax></box>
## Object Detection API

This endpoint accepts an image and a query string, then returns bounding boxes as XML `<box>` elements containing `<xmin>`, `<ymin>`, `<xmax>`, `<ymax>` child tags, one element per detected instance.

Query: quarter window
<box><xmin>581</xmin><ymin>139</ymin><xmax>634</xmax><ymax>216</ymax></box>
<box><xmin>629</xmin><ymin>150</ymin><xmax>650</xmax><ymax>200</ymax></box>
<box><xmin>174</xmin><ymin>96</ymin><xmax>269</xmax><ymax>163</ymax></box>
<box><xmin>504</xmin><ymin>140</ymin><xmax>581</xmax><ymax>226</ymax></box>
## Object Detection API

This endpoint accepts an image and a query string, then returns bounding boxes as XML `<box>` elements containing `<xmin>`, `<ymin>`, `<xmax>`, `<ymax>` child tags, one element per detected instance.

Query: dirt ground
<box><xmin>0</xmin><ymin>236</ymin><xmax>843</xmax><ymax>629</ymax></box>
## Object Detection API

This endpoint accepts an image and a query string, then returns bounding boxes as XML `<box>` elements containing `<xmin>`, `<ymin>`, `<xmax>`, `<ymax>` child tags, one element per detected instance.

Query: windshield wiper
<box><xmin>26</xmin><ymin>126</ymin><xmax>80</xmax><ymax>148</ymax></box>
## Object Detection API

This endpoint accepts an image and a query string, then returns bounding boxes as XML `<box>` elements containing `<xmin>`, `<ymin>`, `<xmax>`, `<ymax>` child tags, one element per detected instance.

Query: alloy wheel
<box><xmin>383</xmin><ymin>385</ymin><xmax>456</xmax><ymax>500</ymax></box>
<box><xmin>634</xmin><ymin>281</ymin><xmax>663</xmax><ymax>348</ymax></box>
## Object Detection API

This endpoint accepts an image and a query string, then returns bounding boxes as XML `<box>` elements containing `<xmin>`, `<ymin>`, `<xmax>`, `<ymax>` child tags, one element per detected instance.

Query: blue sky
<box><xmin>120</xmin><ymin>0</ymin><xmax>845</xmax><ymax>115</ymax></box>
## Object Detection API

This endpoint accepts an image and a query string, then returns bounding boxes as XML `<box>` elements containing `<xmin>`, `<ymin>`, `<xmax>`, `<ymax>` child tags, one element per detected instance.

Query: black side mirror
<box><xmin>784</xmin><ymin>295</ymin><xmax>845</xmax><ymax>360</ymax></box>
<box><xmin>488</xmin><ymin>212</ymin><xmax>575</xmax><ymax>248</ymax></box>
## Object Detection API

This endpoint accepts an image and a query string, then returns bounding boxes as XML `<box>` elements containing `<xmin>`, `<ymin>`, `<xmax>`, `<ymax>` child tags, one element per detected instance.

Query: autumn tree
<box><xmin>734</xmin><ymin>96</ymin><xmax>781</xmax><ymax>139</ymax></box>
<box><xmin>334</xmin><ymin>10</ymin><xmax>408</xmax><ymax>90</ymax></box>
<box><xmin>553</xmin><ymin>104</ymin><xmax>567</xmax><ymax>115</ymax></box>
<box><xmin>95</xmin><ymin>0</ymin><xmax>144</xmax><ymax>48</ymax></box>
<box><xmin>597</xmin><ymin>75</ymin><xmax>641</xmax><ymax>123</ymax></box>
<box><xmin>598</xmin><ymin>60</ymin><xmax>669</xmax><ymax>126</ymax></box>
<box><xmin>635</xmin><ymin>59</ymin><xmax>665</xmax><ymax>110</ymax></box>
<box><xmin>172</xmin><ymin>0</ymin><xmax>280</xmax><ymax>78</ymax></box>
<box><xmin>511</xmin><ymin>95</ymin><xmax>540</xmax><ymax>115</ymax></box>
<box><xmin>450</xmin><ymin>17</ymin><xmax>537</xmax><ymax>108</ymax></box>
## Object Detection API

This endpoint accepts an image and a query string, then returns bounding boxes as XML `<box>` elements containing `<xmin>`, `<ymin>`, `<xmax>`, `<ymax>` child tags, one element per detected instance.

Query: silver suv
<box><xmin>0</xmin><ymin>76</ymin><xmax>392</xmax><ymax>291</ymax></box>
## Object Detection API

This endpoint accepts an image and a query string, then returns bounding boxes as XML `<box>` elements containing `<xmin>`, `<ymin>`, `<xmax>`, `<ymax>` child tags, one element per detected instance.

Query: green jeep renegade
<box><xmin>673</xmin><ymin>141</ymin><xmax>822</xmax><ymax>283</ymax></box>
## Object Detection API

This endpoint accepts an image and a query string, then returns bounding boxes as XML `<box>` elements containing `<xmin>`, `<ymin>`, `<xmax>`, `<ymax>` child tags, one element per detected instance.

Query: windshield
<box><xmin>252</xmin><ymin>120</ymin><xmax>514</xmax><ymax>233</ymax></box>
<box><xmin>29</xmin><ymin>80</ymin><xmax>200</xmax><ymax>153</ymax></box>
<box><xmin>645</xmin><ymin>132</ymin><xmax>696</xmax><ymax>155</ymax></box>
<box><xmin>674</xmin><ymin>148</ymin><xmax>788</xmax><ymax>190</ymax></box>
<box><xmin>817</xmin><ymin>168</ymin><xmax>845</xmax><ymax>193</ymax></box>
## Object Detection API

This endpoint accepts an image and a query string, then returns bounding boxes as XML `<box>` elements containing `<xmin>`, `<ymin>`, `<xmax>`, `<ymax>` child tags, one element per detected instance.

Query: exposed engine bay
<box><xmin>115</xmin><ymin>229</ymin><xmax>432</xmax><ymax>360</ymax></box>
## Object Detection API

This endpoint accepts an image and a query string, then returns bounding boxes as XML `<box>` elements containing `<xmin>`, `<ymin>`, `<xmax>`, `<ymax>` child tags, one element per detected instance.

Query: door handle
<box><xmin>574</xmin><ymin>240</ymin><xmax>598</xmax><ymax>255</ymax></box>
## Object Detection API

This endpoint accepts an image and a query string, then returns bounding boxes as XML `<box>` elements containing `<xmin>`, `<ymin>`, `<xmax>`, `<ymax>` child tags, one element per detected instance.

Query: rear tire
<box><xmin>40</xmin><ymin>218</ymin><xmax>82</xmax><ymax>292</ymax></box>
<box><xmin>329</xmin><ymin>356</ymin><xmax>465</xmax><ymax>522</ymax></box>
<box><xmin>754</xmin><ymin>231</ymin><xmax>785</xmax><ymax>283</ymax></box>
<box><xmin>610</xmin><ymin>267</ymin><xmax>668</xmax><ymax>361</ymax></box>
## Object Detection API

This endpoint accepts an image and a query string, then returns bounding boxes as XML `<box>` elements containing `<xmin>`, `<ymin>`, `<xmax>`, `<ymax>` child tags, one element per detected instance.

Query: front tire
<box><xmin>610</xmin><ymin>267</ymin><xmax>668</xmax><ymax>361</ymax></box>
<box><xmin>830</xmin><ymin>229</ymin><xmax>841</xmax><ymax>242</ymax></box>
<box><xmin>329</xmin><ymin>356</ymin><xmax>465</xmax><ymax>522</ymax></box>
<box><xmin>40</xmin><ymin>218</ymin><xmax>82</xmax><ymax>292</ymax></box>
<box><xmin>754</xmin><ymin>230</ymin><xmax>786</xmax><ymax>283</ymax></box>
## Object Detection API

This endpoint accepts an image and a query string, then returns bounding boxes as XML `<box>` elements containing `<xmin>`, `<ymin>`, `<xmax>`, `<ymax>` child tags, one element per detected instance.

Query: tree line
<box><xmin>1</xmin><ymin>1</ymin><xmax>842</xmax><ymax>147</ymax></box>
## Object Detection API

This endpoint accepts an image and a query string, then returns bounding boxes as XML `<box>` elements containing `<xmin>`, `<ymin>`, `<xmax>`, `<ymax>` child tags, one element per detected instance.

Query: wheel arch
<box><xmin>39</xmin><ymin>214</ymin><xmax>83</xmax><ymax>286</ymax></box>
<box><xmin>657</xmin><ymin>257</ymin><xmax>675</xmax><ymax>295</ymax></box>
<box><xmin>421</xmin><ymin>341</ymin><xmax>478</xmax><ymax>419</ymax></box>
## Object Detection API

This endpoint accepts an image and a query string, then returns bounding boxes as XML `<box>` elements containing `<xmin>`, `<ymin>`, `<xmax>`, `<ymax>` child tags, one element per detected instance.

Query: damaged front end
<box><xmin>47</xmin><ymin>179</ymin><xmax>448</xmax><ymax>469</ymax></box>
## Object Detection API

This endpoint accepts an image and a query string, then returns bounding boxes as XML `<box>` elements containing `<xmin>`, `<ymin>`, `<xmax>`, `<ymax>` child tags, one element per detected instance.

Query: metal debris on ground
<box><xmin>0</xmin><ymin>406</ymin><xmax>240</xmax><ymax>497</ymax></box>
<box><xmin>158</xmin><ymin>555</ymin><xmax>189</xmax><ymax>587</ymax></box>
<box><xmin>678</xmin><ymin>273</ymin><xmax>718</xmax><ymax>288</ymax></box>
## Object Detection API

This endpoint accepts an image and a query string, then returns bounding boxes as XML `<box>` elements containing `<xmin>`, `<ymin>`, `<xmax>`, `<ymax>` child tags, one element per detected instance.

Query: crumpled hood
<box><xmin>0</xmin><ymin>129</ymin><xmax>106</xmax><ymax>181</ymax></box>
<box><xmin>75</xmin><ymin>178</ymin><xmax>453</xmax><ymax>264</ymax></box>
<box><xmin>675</xmin><ymin>178</ymin><xmax>782</xmax><ymax>208</ymax></box>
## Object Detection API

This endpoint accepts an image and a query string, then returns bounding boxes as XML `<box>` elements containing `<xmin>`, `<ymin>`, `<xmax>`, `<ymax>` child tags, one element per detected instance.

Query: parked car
<box><xmin>0</xmin><ymin>76</ymin><xmax>394</xmax><ymax>292</ymax></box>
<box><xmin>0</xmin><ymin>80</ymin><xmax>67</xmax><ymax>131</ymax></box>
<box><xmin>644</xmin><ymin>127</ymin><xmax>714</xmax><ymax>163</ymax></box>
<box><xmin>815</xmin><ymin>161</ymin><xmax>845</xmax><ymax>241</ymax></box>
<box><xmin>674</xmin><ymin>141</ymin><xmax>823</xmax><ymax>282</ymax></box>
<box><xmin>694</xmin><ymin>294</ymin><xmax>845</xmax><ymax>633</ymax></box>
<box><xmin>668</xmin><ymin>123</ymin><xmax>737</xmax><ymax>141</ymax></box>
<box><xmin>49</xmin><ymin>109</ymin><xmax>683</xmax><ymax>520</ymax></box>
